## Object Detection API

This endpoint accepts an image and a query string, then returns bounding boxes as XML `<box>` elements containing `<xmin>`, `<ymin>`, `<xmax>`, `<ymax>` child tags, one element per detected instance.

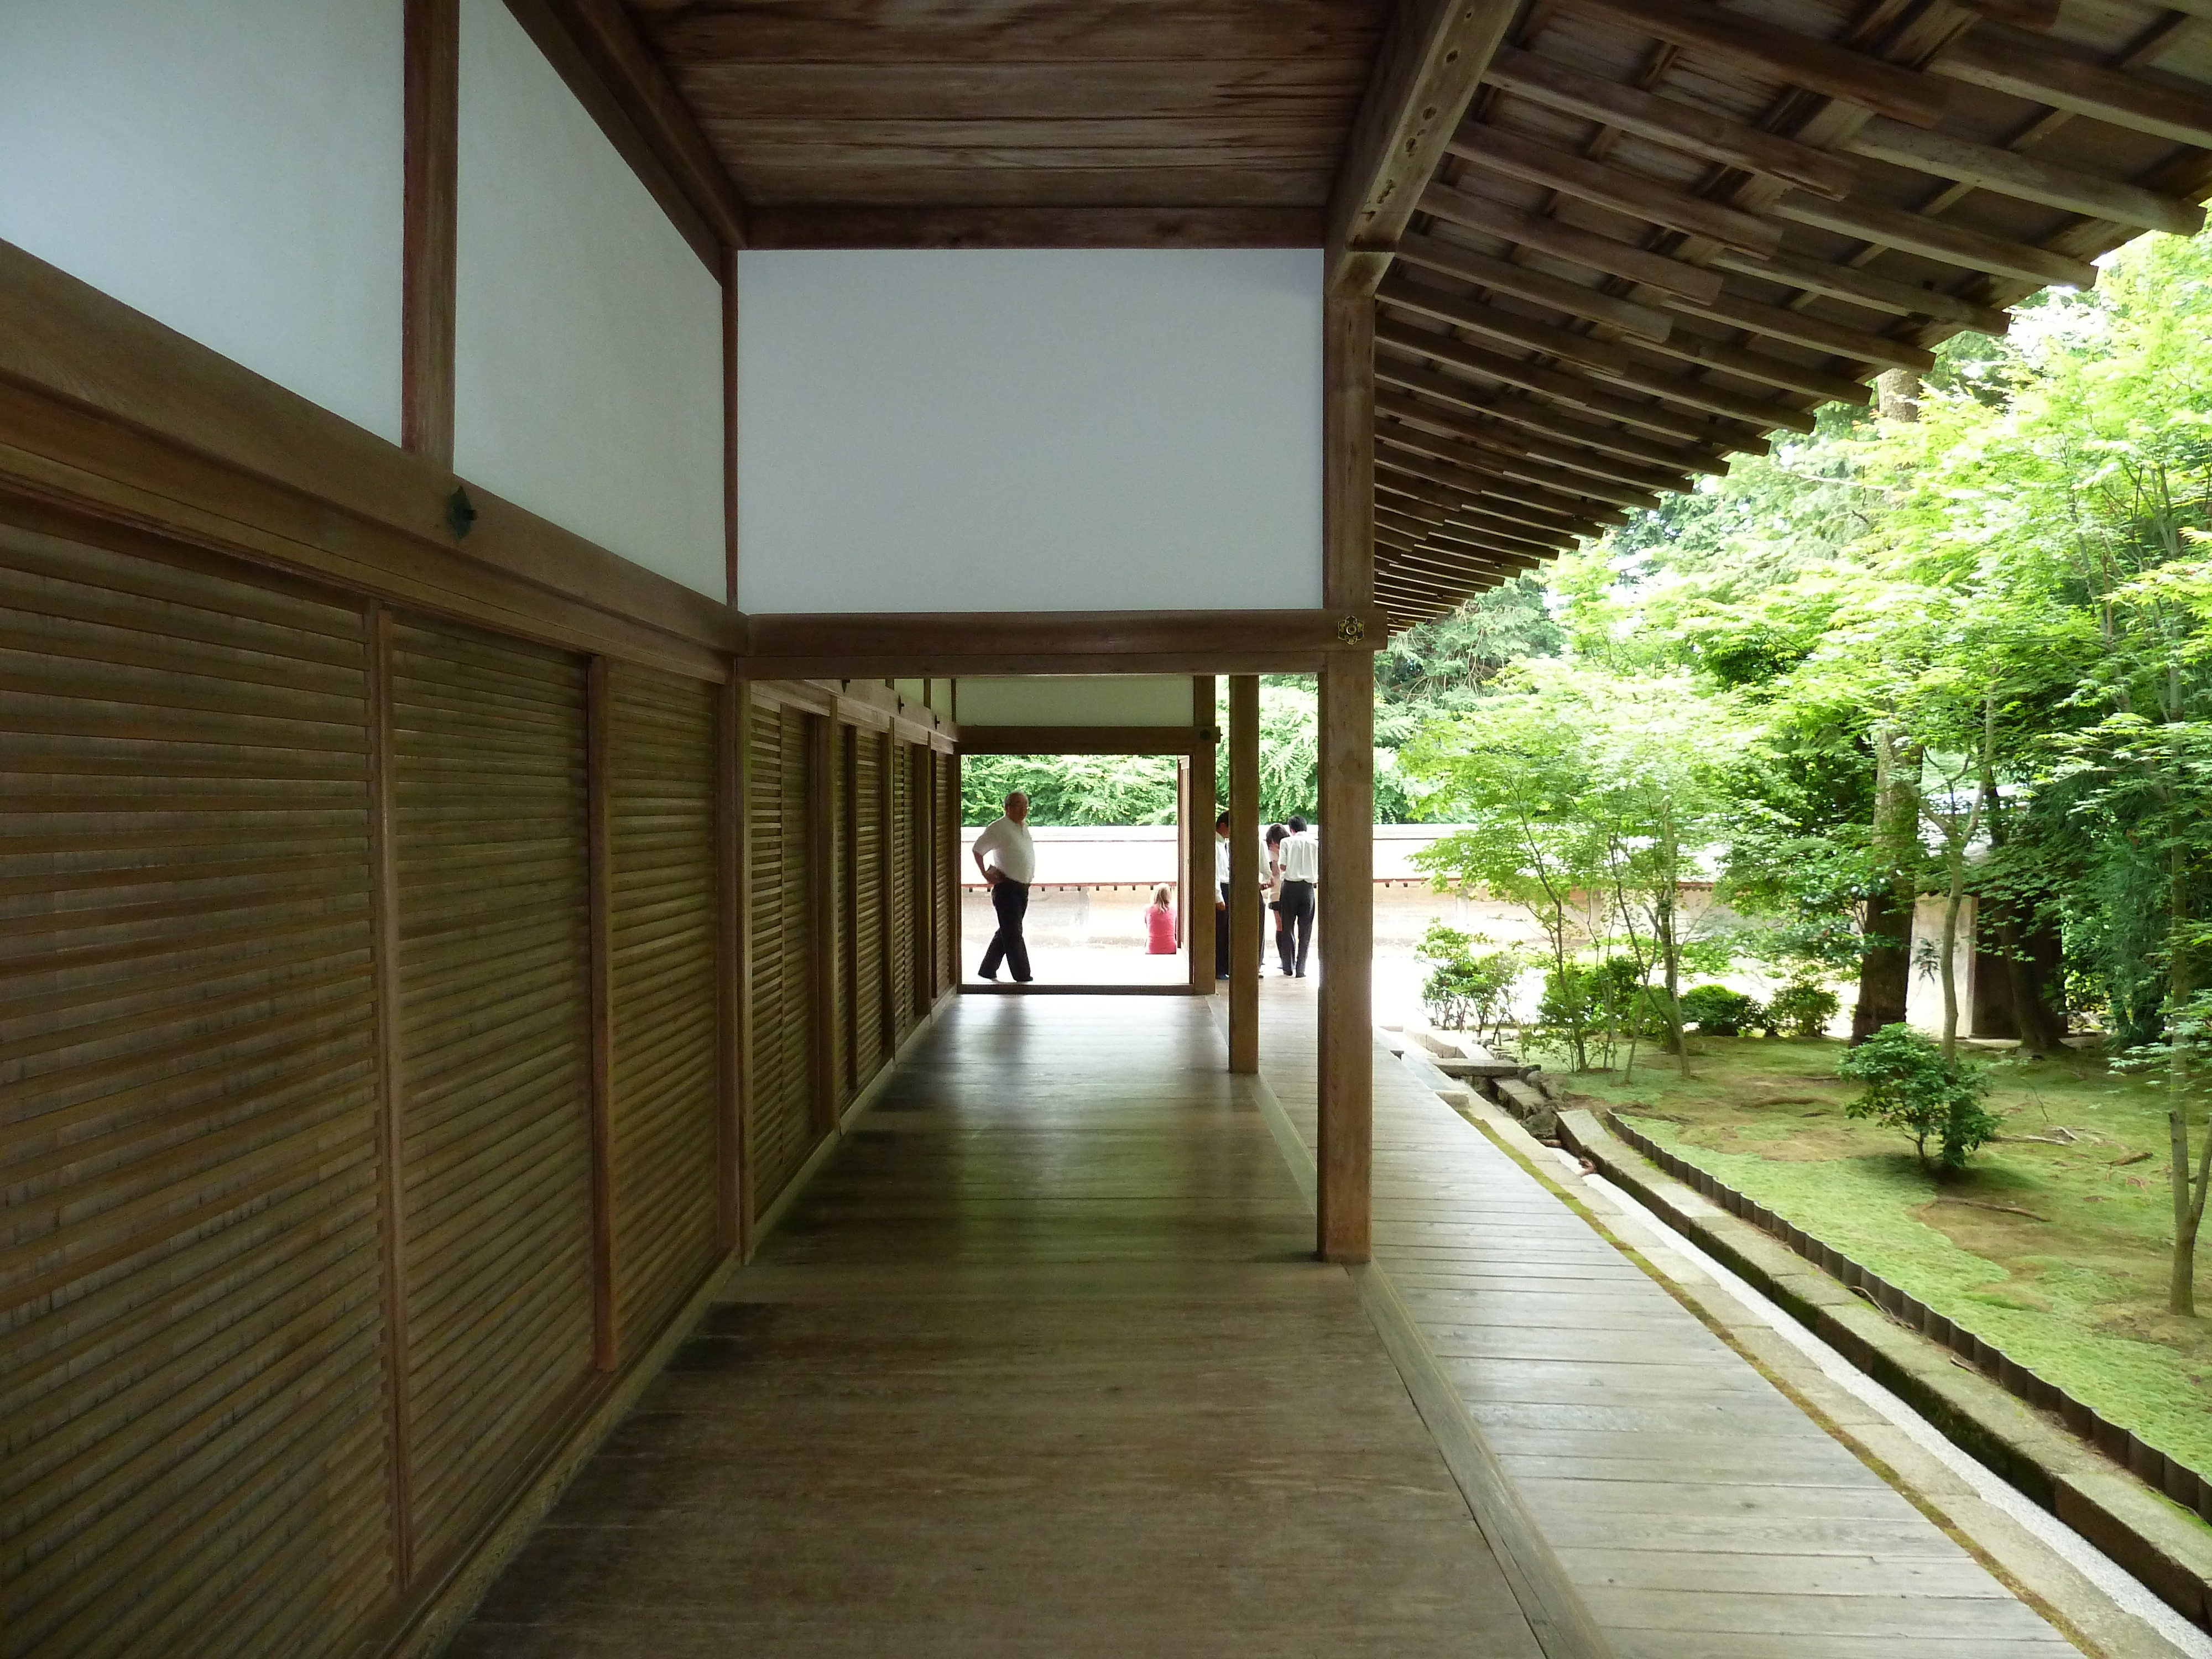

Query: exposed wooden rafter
<box><xmin>1326</xmin><ymin>0</ymin><xmax>1522</xmax><ymax>294</ymax></box>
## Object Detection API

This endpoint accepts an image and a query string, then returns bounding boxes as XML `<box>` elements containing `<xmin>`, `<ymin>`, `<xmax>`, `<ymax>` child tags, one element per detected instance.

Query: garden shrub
<box><xmin>1766</xmin><ymin>979</ymin><xmax>1841</xmax><ymax>1039</ymax></box>
<box><xmin>1416</xmin><ymin>924</ymin><xmax>1522</xmax><ymax>1045</ymax></box>
<box><xmin>1838</xmin><ymin>1022</ymin><xmax>1999</xmax><ymax>1175</ymax></box>
<box><xmin>1680</xmin><ymin>984</ymin><xmax>1760</xmax><ymax>1036</ymax></box>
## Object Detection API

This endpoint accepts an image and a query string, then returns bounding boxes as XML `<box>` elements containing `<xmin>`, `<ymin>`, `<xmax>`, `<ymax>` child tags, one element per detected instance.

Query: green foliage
<box><xmin>1679</xmin><ymin>984</ymin><xmax>1760</xmax><ymax>1036</ymax></box>
<box><xmin>1839</xmin><ymin>1024</ymin><xmax>1999</xmax><ymax>1174</ymax></box>
<box><xmin>1766</xmin><ymin>980</ymin><xmax>1843</xmax><ymax>1040</ymax></box>
<box><xmin>961</xmin><ymin>753</ymin><xmax>1178</xmax><ymax>826</ymax></box>
<box><xmin>1533</xmin><ymin>955</ymin><xmax>1651</xmax><ymax>1069</ymax></box>
<box><xmin>1415</xmin><ymin>924</ymin><xmax>1523</xmax><ymax>1045</ymax></box>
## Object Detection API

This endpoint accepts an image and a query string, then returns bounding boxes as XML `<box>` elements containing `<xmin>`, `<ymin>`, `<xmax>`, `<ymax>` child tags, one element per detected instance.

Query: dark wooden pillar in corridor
<box><xmin>1228</xmin><ymin>675</ymin><xmax>1260</xmax><ymax>1071</ymax></box>
<box><xmin>1187</xmin><ymin>675</ymin><xmax>1217</xmax><ymax>994</ymax></box>
<box><xmin>1317</xmin><ymin>291</ymin><xmax>1375</xmax><ymax>1262</ymax></box>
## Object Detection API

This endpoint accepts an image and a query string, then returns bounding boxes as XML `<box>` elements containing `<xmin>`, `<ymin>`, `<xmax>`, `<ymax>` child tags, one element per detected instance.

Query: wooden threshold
<box><xmin>959</xmin><ymin>982</ymin><xmax>1204</xmax><ymax>997</ymax></box>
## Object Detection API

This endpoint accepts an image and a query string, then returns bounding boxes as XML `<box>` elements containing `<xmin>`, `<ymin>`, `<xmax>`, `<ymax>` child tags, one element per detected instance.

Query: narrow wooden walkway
<box><xmin>451</xmin><ymin>997</ymin><xmax>1546</xmax><ymax>1657</ymax></box>
<box><xmin>1248</xmin><ymin>980</ymin><xmax>2079</xmax><ymax>1659</ymax></box>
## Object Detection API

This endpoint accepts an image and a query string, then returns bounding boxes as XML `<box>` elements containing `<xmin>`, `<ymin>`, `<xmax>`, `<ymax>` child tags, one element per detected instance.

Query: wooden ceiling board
<box><xmin>636</xmin><ymin>0</ymin><xmax>1389</xmax><ymax>209</ymax></box>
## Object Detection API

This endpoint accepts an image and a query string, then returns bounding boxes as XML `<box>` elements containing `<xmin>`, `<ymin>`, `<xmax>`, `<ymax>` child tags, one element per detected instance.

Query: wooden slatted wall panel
<box><xmin>887</xmin><ymin>739</ymin><xmax>915</xmax><ymax>1044</ymax></box>
<box><xmin>390</xmin><ymin>619</ymin><xmax>592</xmax><ymax>1573</ymax></box>
<box><xmin>828</xmin><ymin>724</ymin><xmax>852</xmax><ymax>1105</ymax></box>
<box><xmin>852</xmin><ymin>731</ymin><xmax>886</xmax><ymax>1085</ymax></box>
<box><xmin>0</xmin><ymin>525</ymin><xmax>390</xmax><ymax>1657</ymax></box>
<box><xmin>606</xmin><ymin>664</ymin><xmax>721</xmax><ymax>1360</ymax></box>
<box><xmin>747</xmin><ymin>703</ymin><xmax>814</xmax><ymax>1208</ymax></box>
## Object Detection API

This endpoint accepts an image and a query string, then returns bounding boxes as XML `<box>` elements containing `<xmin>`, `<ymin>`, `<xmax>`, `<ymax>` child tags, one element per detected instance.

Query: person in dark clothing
<box><xmin>1276</xmin><ymin>814</ymin><xmax>1316</xmax><ymax>978</ymax></box>
<box><xmin>1213</xmin><ymin>810</ymin><xmax>1232</xmax><ymax>980</ymax></box>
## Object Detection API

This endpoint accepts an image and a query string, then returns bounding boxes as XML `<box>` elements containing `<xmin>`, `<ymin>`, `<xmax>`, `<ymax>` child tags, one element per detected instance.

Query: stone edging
<box><xmin>1553</xmin><ymin>1107</ymin><xmax>2212</xmax><ymax>1635</ymax></box>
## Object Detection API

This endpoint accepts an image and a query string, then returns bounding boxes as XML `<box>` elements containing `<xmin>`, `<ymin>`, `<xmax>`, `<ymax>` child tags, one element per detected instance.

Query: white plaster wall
<box><xmin>453</xmin><ymin>0</ymin><xmax>725</xmax><ymax>597</ymax></box>
<box><xmin>1907</xmin><ymin>894</ymin><xmax>1977</xmax><ymax>1036</ymax></box>
<box><xmin>0</xmin><ymin>0</ymin><xmax>405</xmax><ymax>441</ymax></box>
<box><xmin>954</xmin><ymin>677</ymin><xmax>1198</xmax><ymax>727</ymax></box>
<box><xmin>736</xmin><ymin>248</ymin><xmax>1323</xmax><ymax>614</ymax></box>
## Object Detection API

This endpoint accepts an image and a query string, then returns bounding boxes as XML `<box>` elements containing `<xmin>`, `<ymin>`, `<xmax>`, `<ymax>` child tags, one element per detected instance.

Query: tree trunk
<box><xmin>1994</xmin><ymin>902</ymin><xmax>2069</xmax><ymax>1055</ymax></box>
<box><xmin>1853</xmin><ymin>886</ymin><xmax>1912</xmax><ymax>1041</ymax></box>
<box><xmin>1876</xmin><ymin>368</ymin><xmax>1922</xmax><ymax>422</ymax></box>
<box><xmin>1939</xmin><ymin>872</ymin><xmax>1965</xmax><ymax>1060</ymax></box>
<box><xmin>1854</xmin><ymin>721</ymin><xmax>1919</xmax><ymax>1044</ymax></box>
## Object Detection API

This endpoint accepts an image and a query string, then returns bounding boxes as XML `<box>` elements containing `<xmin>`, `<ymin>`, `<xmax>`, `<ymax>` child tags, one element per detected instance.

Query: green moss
<box><xmin>1556</xmin><ymin>1035</ymin><xmax>2212</xmax><ymax>1483</ymax></box>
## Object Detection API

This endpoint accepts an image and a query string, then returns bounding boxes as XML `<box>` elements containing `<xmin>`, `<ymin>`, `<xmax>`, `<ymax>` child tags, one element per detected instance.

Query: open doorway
<box><xmin>958</xmin><ymin>752</ymin><xmax>1198</xmax><ymax>988</ymax></box>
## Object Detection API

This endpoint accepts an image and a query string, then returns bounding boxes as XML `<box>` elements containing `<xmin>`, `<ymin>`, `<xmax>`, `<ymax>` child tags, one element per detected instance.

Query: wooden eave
<box><xmin>604</xmin><ymin>0</ymin><xmax>2212</xmax><ymax>632</ymax></box>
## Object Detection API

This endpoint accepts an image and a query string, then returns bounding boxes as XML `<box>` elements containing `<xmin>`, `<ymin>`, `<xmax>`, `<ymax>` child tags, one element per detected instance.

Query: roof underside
<box><xmin>624</xmin><ymin>0</ymin><xmax>2212</xmax><ymax>629</ymax></box>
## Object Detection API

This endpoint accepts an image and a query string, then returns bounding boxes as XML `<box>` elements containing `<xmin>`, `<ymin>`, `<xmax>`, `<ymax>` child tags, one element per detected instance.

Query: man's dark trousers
<box><xmin>1215</xmin><ymin>883</ymin><xmax>1232</xmax><ymax>978</ymax></box>
<box><xmin>1278</xmin><ymin>879</ymin><xmax>1314</xmax><ymax>976</ymax></box>
<box><xmin>980</xmin><ymin>879</ymin><xmax>1032</xmax><ymax>982</ymax></box>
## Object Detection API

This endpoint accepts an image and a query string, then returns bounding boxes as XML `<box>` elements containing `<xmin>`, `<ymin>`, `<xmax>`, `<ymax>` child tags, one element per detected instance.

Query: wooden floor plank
<box><xmin>1246</xmin><ymin>982</ymin><xmax>2077</xmax><ymax>1658</ymax></box>
<box><xmin>451</xmin><ymin>996</ymin><xmax>1546</xmax><ymax>1658</ymax></box>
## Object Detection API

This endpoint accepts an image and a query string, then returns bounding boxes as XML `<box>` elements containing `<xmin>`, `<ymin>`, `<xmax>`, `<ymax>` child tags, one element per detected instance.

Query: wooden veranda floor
<box><xmin>449</xmin><ymin>996</ymin><xmax>1547</xmax><ymax>1657</ymax></box>
<box><xmin>1244</xmin><ymin>983</ymin><xmax>2078</xmax><ymax>1659</ymax></box>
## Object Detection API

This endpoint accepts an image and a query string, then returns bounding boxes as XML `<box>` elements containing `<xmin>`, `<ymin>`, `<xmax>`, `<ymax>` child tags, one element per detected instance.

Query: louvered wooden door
<box><xmin>0</xmin><ymin>521</ymin><xmax>392</xmax><ymax>1656</ymax></box>
<box><xmin>388</xmin><ymin>617</ymin><xmax>593</xmax><ymax>1572</ymax></box>
<box><xmin>747</xmin><ymin>701</ymin><xmax>816</xmax><ymax>1209</ymax></box>
<box><xmin>605</xmin><ymin>664</ymin><xmax>721</xmax><ymax>1360</ymax></box>
<box><xmin>852</xmin><ymin>729</ymin><xmax>886</xmax><ymax>1084</ymax></box>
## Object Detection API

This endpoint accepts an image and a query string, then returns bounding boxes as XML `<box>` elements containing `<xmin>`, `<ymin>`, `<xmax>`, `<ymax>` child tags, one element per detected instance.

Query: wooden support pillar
<box><xmin>401</xmin><ymin>0</ymin><xmax>457</xmax><ymax>463</ymax></box>
<box><xmin>1229</xmin><ymin>675</ymin><xmax>1261</xmax><ymax>1071</ymax></box>
<box><xmin>1317</xmin><ymin>289</ymin><xmax>1376</xmax><ymax>1262</ymax></box>
<box><xmin>1188</xmin><ymin>676</ymin><xmax>1217</xmax><ymax>994</ymax></box>
<box><xmin>1317</xmin><ymin>655</ymin><xmax>1375</xmax><ymax>1261</ymax></box>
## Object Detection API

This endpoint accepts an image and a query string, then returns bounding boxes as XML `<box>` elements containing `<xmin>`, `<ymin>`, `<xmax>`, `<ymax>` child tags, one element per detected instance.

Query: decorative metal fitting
<box><xmin>446</xmin><ymin>486</ymin><xmax>479</xmax><ymax>539</ymax></box>
<box><xmin>1335</xmin><ymin>614</ymin><xmax>1368</xmax><ymax>644</ymax></box>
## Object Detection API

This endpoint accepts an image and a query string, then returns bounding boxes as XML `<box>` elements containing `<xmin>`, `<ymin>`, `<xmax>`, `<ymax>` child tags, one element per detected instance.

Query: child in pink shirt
<box><xmin>1145</xmin><ymin>885</ymin><xmax>1179</xmax><ymax>954</ymax></box>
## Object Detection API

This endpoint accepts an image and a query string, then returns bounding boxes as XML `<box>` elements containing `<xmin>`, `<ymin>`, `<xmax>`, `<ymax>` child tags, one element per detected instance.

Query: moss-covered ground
<box><xmin>1546</xmin><ymin>1035</ymin><xmax>2212</xmax><ymax>1482</ymax></box>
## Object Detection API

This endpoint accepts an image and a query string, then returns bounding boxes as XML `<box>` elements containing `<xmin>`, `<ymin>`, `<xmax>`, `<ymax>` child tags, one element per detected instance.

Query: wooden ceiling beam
<box><xmin>1376</xmin><ymin>445</ymin><xmax>1622</xmax><ymax>533</ymax></box>
<box><xmin>1622</xmin><ymin>330</ymin><xmax>1874</xmax><ymax>406</ymax></box>
<box><xmin>1418</xmin><ymin>182</ymin><xmax>1723</xmax><ymax>303</ymax></box>
<box><xmin>1326</xmin><ymin>0</ymin><xmax>1520</xmax><ymax>294</ymax></box>
<box><xmin>1373</xmin><ymin>311</ymin><xmax>1767</xmax><ymax>447</ymax></box>
<box><xmin>1480</xmin><ymin>45</ymin><xmax>1858</xmax><ymax>199</ymax></box>
<box><xmin>1845</xmin><ymin>118</ymin><xmax>2205</xmax><ymax>238</ymax></box>
<box><xmin>1378</xmin><ymin>418</ymin><xmax>1662</xmax><ymax>511</ymax></box>
<box><xmin>1448</xmin><ymin>125</ymin><xmax>1782</xmax><ymax>256</ymax></box>
<box><xmin>1660</xmin><ymin>288</ymin><xmax>1936</xmax><ymax>374</ymax></box>
<box><xmin>1376</xmin><ymin>452</ymin><xmax>1613</xmax><ymax>536</ymax></box>
<box><xmin>1936</xmin><ymin>20</ymin><xmax>2212</xmax><ymax>150</ymax></box>
<box><xmin>1395</xmin><ymin>232</ymin><xmax>1675</xmax><ymax>340</ymax></box>
<box><xmin>1709</xmin><ymin>247</ymin><xmax>2010</xmax><ymax>333</ymax></box>
<box><xmin>744</xmin><ymin>205</ymin><xmax>1326</xmax><ymax>248</ymax></box>
<box><xmin>1427</xmin><ymin>523</ymin><xmax>1560</xmax><ymax>564</ymax></box>
<box><xmin>1378</xmin><ymin>385</ymin><xmax>1696</xmax><ymax>493</ymax></box>
<box><xmin>1591</xmin><ymin>351</ymin><xmax>1820</xmax><ymax>431</ymax></box>
<box><xmin>1379</xmin><ymin>270</ymin><xmax>1632</xmax><ymax>373</ymax></box>
<box><xmin>1770</xmin><ymin>190</ymin><xmax>2099</xmax><ymax>289</ymax></box>
<box><xmin>1374</xmin><ymin>343</ymin><xmax>1731</xmax><ymax>474</ymax></box>
<box><xmin>1554</xmin><ymin>0</ymin><xmax>1949</xmax><ymax>128</ymax></box>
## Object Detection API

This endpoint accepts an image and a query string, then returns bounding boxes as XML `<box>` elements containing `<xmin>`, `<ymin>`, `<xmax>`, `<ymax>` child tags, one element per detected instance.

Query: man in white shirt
<box><xmin>1276</xmin><ymin>815</ymin><xmax>1318</xmax><ymax>978</ymax></box>
<box><xmin>972</xmin><ymin>791</ymin><xmax>1036</xmax><ymax>983</ymax></box>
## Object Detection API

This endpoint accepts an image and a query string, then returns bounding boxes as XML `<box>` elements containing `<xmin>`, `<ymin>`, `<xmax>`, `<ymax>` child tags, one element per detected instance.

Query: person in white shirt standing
<box><xmin>1276</xmin><ymin>815</ymin><xmax>1318</xmax><ymax>978</ymax></box>
<box><xmin>972</xmin><ymin>791</ymin><xmax>1036</xmax><ymax>983</ymax></box>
